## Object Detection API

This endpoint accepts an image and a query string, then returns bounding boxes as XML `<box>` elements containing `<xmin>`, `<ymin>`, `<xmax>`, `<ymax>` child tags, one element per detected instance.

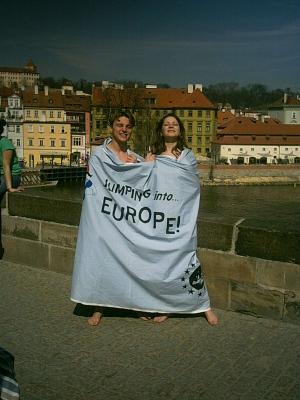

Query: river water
<box><xmin>29</xmin><ymin>183</ymin><xmax>300</xmax><ymax>232</ymax></box>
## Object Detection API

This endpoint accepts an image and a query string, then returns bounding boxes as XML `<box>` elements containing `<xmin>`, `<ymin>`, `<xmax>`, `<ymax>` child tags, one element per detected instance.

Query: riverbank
<box><xmin>199</xmin><ymin>164</ymin><xmax>300</xmax><ymax>185</ymax></box>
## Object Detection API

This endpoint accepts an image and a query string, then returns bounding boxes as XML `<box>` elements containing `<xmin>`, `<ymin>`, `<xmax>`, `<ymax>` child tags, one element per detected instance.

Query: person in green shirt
<box><xmin>0</xmin><ymin>119</ymin><xmax>23</xmax><ymax>258</ymax></box>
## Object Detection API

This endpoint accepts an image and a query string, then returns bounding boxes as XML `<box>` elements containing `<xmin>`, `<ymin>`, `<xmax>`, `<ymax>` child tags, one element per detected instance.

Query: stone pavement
<box><xmin>0</xmin><ymin>261</ymin><xmax>299</xmax><ymax>400</ymax></box>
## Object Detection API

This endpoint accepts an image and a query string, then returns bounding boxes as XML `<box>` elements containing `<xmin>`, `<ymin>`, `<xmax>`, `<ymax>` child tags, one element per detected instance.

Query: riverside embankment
<box><xmin>199</xmin><ymin>163</ymin><xmax>300</xmax><ymax>185</ymax></box>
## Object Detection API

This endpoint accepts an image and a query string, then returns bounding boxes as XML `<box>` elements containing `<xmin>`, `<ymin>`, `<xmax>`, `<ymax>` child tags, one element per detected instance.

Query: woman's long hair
<box><xmin>150</xmin><ymin>113</ymin><xmax>188</xmax><ymax>155</ymax></box>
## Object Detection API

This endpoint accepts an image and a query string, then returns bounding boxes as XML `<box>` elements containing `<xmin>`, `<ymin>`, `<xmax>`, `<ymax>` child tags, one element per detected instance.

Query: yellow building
<box><xmin>92</xmin><ymin>84</ymin><xmax>217</xmax><ymax>157</ymax></box>
<box><xmin>22</xmin><ymin>86</ymin><xmax>71</xmax><ymax>167</ymax></box>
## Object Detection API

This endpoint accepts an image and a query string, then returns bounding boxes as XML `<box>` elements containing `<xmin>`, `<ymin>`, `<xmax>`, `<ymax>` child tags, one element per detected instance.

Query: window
<box><xmin>197</xmin><ymin>123</ymin><xmax>202</xmax><ymax>133</ymax></box>
<box><xmin>262</xmin><ymin>148</ymin><xmax>266</xmax><ymax>151</ymax></box>
<box><xmin>51</xmin><ymin>126</ymin><xmax>55</xmax><ymax>133</ymax></box>
<box><xmin>292</xmin><ymin>112</ymin><xmax>296</xmax><ymax>119</ymax></box>
<box><xmin>187</xmin><ymin>136</ymin><xmax>192</xmax><ymax>143</ymax></box>
<box><xmin>206</xmin><ymin>110</ymin><xmax>210</xmax><ymax>118</ymax></box>
<box><xmin>61</xmin><ymin>140</ymin><xmax>66</xmax><ymax>147</ymax></box>
<box><xmin>26</xmin><ymin>110</ymin><xmax>31</xmax><ymax>117</ymax></box>
<box><xmin>205</xmin><ymin>136</ymin><xmax>210</xmax><ymax>144</ymax></box>
<box><xmin>197</xmin><ymin>137</ymin><xmax>201</xmax><ymax>145</ymax></box>
<box><xmin>28</xmin><ymin>139</ymin><xmax>33</xmax><ymax>146</ymax></box>
<box><xmin>50</xmin><ymin>140</ymin><xmax>55</xmax><ymax>147</ymax></box>
<box><xmin>39</xmin><ymin>139</ymin><xmax>44</xmax><ymax>146</ymax></box>
<box><xmin>73</xmin><ymin>137</ymin><xmax>82</xmax><ymax>146</ymax></box>
<box><xmin>240</xmin><ymin>148</ymin><xmax>243</xmax><ymax>152</ymax></box>
<box><xmin>198</xmin><ymin>110</ymin><xmax>202</xmax><ymax>117</ymax></box>
<box><xmin>16</xmin><ymin>139</ymin><xmax>20</xmax><ymax>146</ymax></box>
<box><xmin>285</xmin><ymin>148</ymin><xmax>288</xmax><ymax>151</ymax></box>
<box><xmin>38</xmin><ymin>125</ymin><xmax>44</xmax><ymax>133</ymax></box>
<box><xmin>28</xmin><ymin>124</ymin><xmax>33</xmax><ymax>132</ymax></box>
<box><xmin>228</xmin><ymin>148</ymin><xmax>231</xmax><ymax>152</ymax></box>
<box><xmin>144</xmin><ymin>98</ymin><xmax>155</xmax><ymax>105</ymax></box>
<box><xmin>274</xmin><ymin>148</ymin><xmax>277</xmax><ymax>151</ymax></box>
<box><xmin>188</xmin><ymin>110</ymin><xmax>193</xmax><ymax>117</ymax></box>
<box><xmin>251</xmin><ymin>148</ymin><xmax>254</xmax><ymax>151</ymax></box>
<box><xmin>50</xmin><ymin>111</ymin><xmax>54</xmax><ymax>118</ymax></box>
<box><xmin>205</xmin><ymin>122</ymin><xmax>210</xmax><ymax>132</ymax></box>
<box><xmin>57</xmin><ymin>111</ymin><xmax>61</xmax><ymax>118</ymax></box>
<box><xmin>61</xmin><ymin>126</ymin><xmax>65</xmax><ymax>133</ymax></box>
<box><xmin>188</xmin><ymin>122</ymin><xmax>193</xmax><ymax>132</ymax></box>
<box><xmin>34</xmin><ymin>110</ymin><xmax>38</xmax><ymax>118</ymax></box>
<box><xmin>179</xmin><ymin>110</ymin><xmax>184</xmax><ymax>117</ymax></box>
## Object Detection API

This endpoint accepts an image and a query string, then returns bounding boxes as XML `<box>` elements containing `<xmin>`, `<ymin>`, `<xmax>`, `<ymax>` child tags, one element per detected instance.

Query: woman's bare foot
<box><xmin>205</xmin><ymin>309</ymin><xmax>218</xmax><ymax>326</ymax></box>
<box><xmin>88</xmin><ymin>311</ymin><xmax>103</xmax><ymax>326</ymax></box>
<box><xmin>153</xmin><ymin>315</ymin><xmax>169</xmax><ymax>323</ymax></box>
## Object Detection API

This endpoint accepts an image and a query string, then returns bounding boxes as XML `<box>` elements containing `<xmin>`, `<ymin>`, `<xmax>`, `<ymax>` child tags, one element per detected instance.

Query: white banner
<box><xmin>71</xmin><ymin>140</ymin><xmax>210</xmax><ymax>313</ymax></box>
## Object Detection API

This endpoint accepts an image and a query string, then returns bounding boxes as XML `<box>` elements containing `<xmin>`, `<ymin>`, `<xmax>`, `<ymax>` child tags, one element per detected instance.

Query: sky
<box><xmin>1</xmin><ymin>0</ymin><xmax>300</xmax><ymax>90</ymax></box>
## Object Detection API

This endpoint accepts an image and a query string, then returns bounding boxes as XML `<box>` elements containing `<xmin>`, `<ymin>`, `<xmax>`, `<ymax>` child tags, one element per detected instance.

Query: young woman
<box><xmin>146</xmin><ymin>113</ymin><xmax>218</xmax><ymax>325</ymax></box>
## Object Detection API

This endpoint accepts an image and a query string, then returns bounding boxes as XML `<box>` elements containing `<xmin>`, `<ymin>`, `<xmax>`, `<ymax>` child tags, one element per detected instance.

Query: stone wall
<box><xmin>2</xmin><ymin>201</ymin><xmax>300</xmax><ymax>325</ymax></box>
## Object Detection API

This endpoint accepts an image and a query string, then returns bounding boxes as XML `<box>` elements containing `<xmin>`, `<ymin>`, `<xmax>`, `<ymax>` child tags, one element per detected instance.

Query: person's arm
<box><xmin>2</xmin><ymin>150</ymin><xmax>23</xmax><ymax>193</ymax></box>
<box><xmin>144</xmin><ymin>152</ymin><xmax>156</xmax><ymax>162</ymax></box>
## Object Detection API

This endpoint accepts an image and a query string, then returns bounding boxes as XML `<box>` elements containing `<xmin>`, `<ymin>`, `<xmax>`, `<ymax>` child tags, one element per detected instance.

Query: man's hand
<box><xmin>126</xmin><ymin>154</ymin><xmax>138</xmax><ymax>163</ymax></box>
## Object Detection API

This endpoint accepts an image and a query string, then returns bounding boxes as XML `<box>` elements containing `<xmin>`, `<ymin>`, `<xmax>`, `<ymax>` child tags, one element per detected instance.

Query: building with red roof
<box><xmin>214</xmin><ymin>116</ymin><xmax>300</xmax><ymax>164</ymax></box>
<box><xmin>92</xmin><ymin>84</ymin><xmax>217</xmax><ymax>157</ymax></box>
<box><xmin>268</xmin><ymin>94</ymin><xmax>300</xmax><ymax>124</ymax></box>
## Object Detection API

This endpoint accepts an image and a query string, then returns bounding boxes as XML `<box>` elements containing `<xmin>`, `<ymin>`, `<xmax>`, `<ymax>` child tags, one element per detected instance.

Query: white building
<box><xmin>0</xmin><ymin>60</ymin><xmax>39</xmax><ymax>88</ymax></box>
<box><xmin>215</xmin><ymin>116</ymin><xmax>300</xmax><ymax>164</ymax></box>
<box><xmin>268</xmin><ymin>94</ymin><xmax>300</xmax><ymax>124</ymax></box>
<box><xmin>6</xmin><ymin>94</ymin><xmax>24</xmax><ymax>160</ymax></box>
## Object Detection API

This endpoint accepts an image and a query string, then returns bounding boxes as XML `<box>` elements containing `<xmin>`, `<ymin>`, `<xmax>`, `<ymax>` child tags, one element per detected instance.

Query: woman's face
<box><xmin>111</xmin><ymin>116</ymin><xmax>133</xmax><ymax>144</ymax></box>
<box><xmin>161</xmin><ymin>116</ymin><xmax>180</xmax><ymax>141</ymax></box>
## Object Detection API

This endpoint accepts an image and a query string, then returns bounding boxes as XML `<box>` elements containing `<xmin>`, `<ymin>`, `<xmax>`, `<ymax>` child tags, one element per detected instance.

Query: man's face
<box><xmin>111</xmin><ymin>117</ymin><xmax>133</xmax><ymax>144</ymax></box>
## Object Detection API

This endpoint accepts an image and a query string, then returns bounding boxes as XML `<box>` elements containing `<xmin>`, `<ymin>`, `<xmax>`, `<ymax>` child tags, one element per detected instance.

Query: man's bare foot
<box><xmin>88</xmin><ymin>311</ymin><xmax>102</xmax><ymax>326</ymax></box>
<box><xmin>136</xmin><ymin>311</ymin><xmax>153</xmax><ymax>321</ymax></box>
<box><xmin>205</xmin><ymin>309</ymin><xmax>218</xmax><ymax>326</ymax></box>
<box><xmin>153</xmin><ymin>315</ymin><xmax>168</xmax><ymax>323</ymax></box>
<box><xmin>139</xmin><ymin>316</ymin><xmax>152</xmax><ymax>321</ymax></box>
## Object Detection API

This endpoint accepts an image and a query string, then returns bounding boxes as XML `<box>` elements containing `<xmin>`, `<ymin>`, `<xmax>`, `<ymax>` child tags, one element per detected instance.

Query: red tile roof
<box><xmin>217</xmin><ymin>110</ymin><xmax>236</xmax><ymax>124</ymax></box>
<box><xmin>22</xmin><ymin>88</ymin><xmax>64</xmax><ymax>108</ymax></box>
<box><xmin>63</xmin><ymin>94</ymin><xmax>91</xmax><ymax>112</ymax></box>
<box><xmin>216</xmin><ymin>116</ymin><xmax>300</xmax><ymax>145</ymax></box>
<box><xmin>92</xmin><ymin>87</ymin><xmax>216</xmax><ymax>109</ymax></box>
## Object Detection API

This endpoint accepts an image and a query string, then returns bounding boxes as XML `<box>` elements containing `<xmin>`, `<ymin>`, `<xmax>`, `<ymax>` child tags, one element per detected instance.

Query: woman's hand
<box><xmin>8</xmin><ymin>186</ymin><xmax>24</xmax><ymax>193</ymax></box>
<box><xmin>145</xmin><ymin>152</ymin><xmax>156</xmax><ymax>162</ymax></box>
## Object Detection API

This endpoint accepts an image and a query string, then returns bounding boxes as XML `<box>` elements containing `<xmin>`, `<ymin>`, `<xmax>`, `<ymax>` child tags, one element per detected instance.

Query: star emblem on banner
<box><xmin>180</xmin><ymin>262</ymin><xmax>205</xmax><ymax>298</ymax></box>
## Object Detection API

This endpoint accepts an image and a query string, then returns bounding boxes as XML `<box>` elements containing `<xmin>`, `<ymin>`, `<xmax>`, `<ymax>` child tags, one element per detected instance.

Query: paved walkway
<box><xmin>0</xmin><ymin>261</ymin><xmax>299</xmax><ymax>400</ymax></box>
